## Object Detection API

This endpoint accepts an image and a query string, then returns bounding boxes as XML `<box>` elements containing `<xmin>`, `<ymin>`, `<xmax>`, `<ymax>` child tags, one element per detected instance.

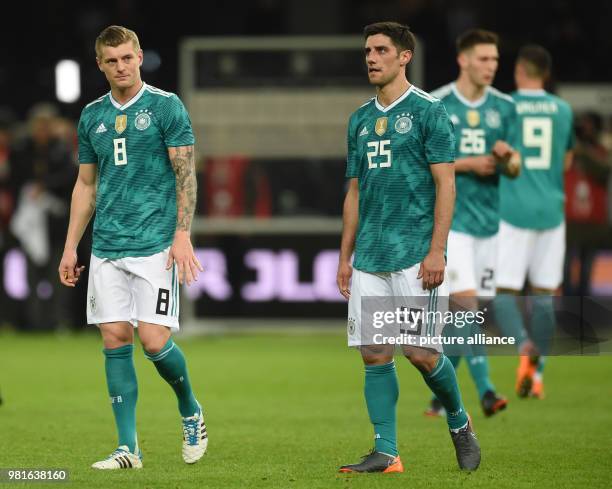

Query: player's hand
<box><xmin>418</xmin><ymin>250</ymin><xmax>445</xmax><ymax>291</ymax></box>
<box><xmin>337</xmin><ymin>260</ymin><xmax>353</xmax><ymax>300</ymax></box>
<box><xmin>471</xmin><ymin>155</ymin><xmax>496</xmax><ymax>176</ymax></box>
<box><xmin>492</xmin><ymin>140</ymin><xmax>513</xmax><ymax>162</ymax></box>
<box><xmin>167</xmin><ymin>231</ymin><xmax>203</xmax><ymax>286</ymax></box>
<box><xmin>58</xmin><ymin>249</ymin><xmax>85</xmax><ymax>287</ymax></box>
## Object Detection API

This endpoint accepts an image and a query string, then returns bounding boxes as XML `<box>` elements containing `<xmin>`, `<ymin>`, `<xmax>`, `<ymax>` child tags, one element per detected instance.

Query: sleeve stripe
<box><xmin>145</xmin><ymin>86</ymin><xmax>173</xmax><ymax>98</ymax></box>
<box><xmin>487</xmin><ymin>86</ymin><xmax>515</xmax><ymax>103</ymax></box>
<box><xmin>85</xmin><ymin>94</ymin><xmax>107</xmax><ymax>108</ymax></box>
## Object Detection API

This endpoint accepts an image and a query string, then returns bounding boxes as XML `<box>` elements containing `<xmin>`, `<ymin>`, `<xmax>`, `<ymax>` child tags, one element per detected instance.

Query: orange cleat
<box><xmin>516</xmin><ymin>341</ymin><xmax>539</xmax><ymax>398</ymax></box>
<box><xmin>530</xmin><ymin>379</ymin><xmax>545</xmax><ymax>399</ymax></box>
<box><xmin>339</xmin><ymin>450</ymin><xmax>404</xmax><ymax>473</ymax></box>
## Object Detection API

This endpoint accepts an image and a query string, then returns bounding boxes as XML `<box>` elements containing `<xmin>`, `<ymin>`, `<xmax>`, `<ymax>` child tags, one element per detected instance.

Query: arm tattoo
<box><xmin>170</xmin><ymin>146</ymin><xmax>197</xmax><ymax>232</ymax></box>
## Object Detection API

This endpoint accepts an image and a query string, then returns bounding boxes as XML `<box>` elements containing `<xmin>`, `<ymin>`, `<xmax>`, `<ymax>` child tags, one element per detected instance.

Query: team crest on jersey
<box><xmin>375</xmin><ymin>117</ymin><xmax>388</xmax><ymax>136</ymax></box>
<box><xmin>115</xmin><ymin>115</ymin><xmax>127</xmax><ymax>134</ymax></box>
<box><xmin>394</xmin><ymin>113</ymin><xmax>414</xmax><ymax>134</ymax></box>
<box><xmin>485</xmin><ymin>109</ymin><xmax>501</xmax><ymax>128</ymax></box>
<box><xmin>466</xmin><ymin>110</ymin><xmax>480</xmax><ymax>127</ymax></box>
<box><xmin>348</xmin><ymin>317</ymin><xmax>356</xmax><ymax>335</ymax></box>
<box><xmin>135</xmin><ymin>109</ymin><xmax>152</xmax><ymax>131</ymax></box>
<box><xmin>89</xmin><ymin>295</ymin><xmax>96</xmax><ymax>313</ymax></box>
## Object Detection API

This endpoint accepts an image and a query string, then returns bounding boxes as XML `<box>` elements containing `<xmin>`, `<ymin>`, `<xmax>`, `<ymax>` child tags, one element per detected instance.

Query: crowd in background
<box><xmin>0</xmin><ymin>104</ymin><xmax>611</xmax><ymax>331</ymax></box>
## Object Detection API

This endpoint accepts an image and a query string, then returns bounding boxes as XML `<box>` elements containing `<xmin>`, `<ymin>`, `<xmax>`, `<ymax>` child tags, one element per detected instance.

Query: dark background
<box><xmin>1</xmin><ymin>0</ymin><xmax>610</xmax><ymax>118</ymax></box>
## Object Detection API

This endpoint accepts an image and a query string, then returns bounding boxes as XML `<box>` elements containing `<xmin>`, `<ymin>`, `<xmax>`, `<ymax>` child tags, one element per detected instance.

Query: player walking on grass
<box><xmin>58</xmin><ymin>25</ymin><xmax>207</xmax><ymax>469</ymax></box>
<box><xmin>425</xmin><ymin>29</ymin><xmax>520</xmax><ymax>418</ymax></box>
<box><xmin>495</xmin><ymin>45</ymin><xmax>575</xmax><ymax>399</ymax></box>
<box><xmin>336</xmin><ymin>22</ymin><xmax>480</xmax><ymax>473</ymax></box>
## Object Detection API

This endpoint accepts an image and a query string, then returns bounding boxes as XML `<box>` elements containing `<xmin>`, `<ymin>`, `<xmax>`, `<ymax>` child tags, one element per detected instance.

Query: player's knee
<box><xmin>360</xmin><ymin>345</ymin><xmax>393</xmax><ymax>365</ymax></box>
<box><xmin>405</xmin><ymin>349</ymin><xmax>439</xmax><ymax>373</ymax></box>
<box><xmin>100</xmin><ymin>323</ymin><xmax>133</xmax><ymax>349</ymax></box>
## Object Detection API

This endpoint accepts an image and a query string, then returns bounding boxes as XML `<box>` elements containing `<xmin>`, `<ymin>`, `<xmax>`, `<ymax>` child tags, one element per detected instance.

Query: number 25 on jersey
<box><xmin>367</xmin><ymin>139</ymin><xmax>392</xmax><ymax>169</ymax></box>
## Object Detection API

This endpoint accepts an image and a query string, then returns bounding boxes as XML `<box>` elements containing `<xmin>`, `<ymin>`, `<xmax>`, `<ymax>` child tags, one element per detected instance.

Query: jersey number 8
<box><xmin>113</xmin><ymin>138</ymin><xmax>128</xmax><ymax>166</ymax></box>
<box><xmin>367</xmin><ymin>140</ymin><xmax>392</xmax><ymax>169</ymax></box>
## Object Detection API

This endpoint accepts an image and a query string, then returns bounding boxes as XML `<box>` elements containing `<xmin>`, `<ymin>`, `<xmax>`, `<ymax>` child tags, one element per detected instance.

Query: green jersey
<box><xmin>346</xmin><ymin>85</ymin><xmax>455</xmax><ymax>273</ymax></box>
<box><xmin>431</xmin><ymin>83</ymin><xmax>518</xmax><ymax>237</ymax></box>
<box><xmin>77</xmin><ymin>83</ymin><xmax>194</xmax><ymax>259</ymax></box>
<box><xmin>500</xmin><ymin>89</ymin><xmax>575</xmax><ymax>229</ymax></box>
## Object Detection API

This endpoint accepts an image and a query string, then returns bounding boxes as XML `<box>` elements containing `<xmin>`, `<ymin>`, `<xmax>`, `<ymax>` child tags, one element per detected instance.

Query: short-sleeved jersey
<box><xmin>78</xmin><ymin>83</ymin><xmax>194</xmax><ymax>259</ymax></box>
<box><xmin>346</xmin><ymin>85</ymin><xmax>455</xmax><ymax>273</ymax></box>
<box><xmin>431</xmin><ymin>83</ymin><xmax>518</xmax><ymax>237</ymax></box>
<box><xmin>500</xmin><ymin>89</ymin><xmax>575</xmax><ymax>230</ymax></box>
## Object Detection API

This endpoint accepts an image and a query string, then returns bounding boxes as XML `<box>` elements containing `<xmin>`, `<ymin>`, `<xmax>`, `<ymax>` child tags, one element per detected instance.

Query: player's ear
<box><xmin>96</xmin><ymin>58</ymin><xmax>104</xmax><ymax>72</ymax></box>
<box><xmin>138</xmin><ymin>49</ymin><xmax>144</xmax><ymax>67</ymax></box>
<box><xmin>400</xmin><ymin>49</ymin><xmax>413</xmax><ymax>66</ymax></box>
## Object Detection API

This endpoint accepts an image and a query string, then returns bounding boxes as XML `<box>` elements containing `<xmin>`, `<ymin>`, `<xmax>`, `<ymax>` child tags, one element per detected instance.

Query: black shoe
<box><xmin>424</xmin><ymin>398</ymin><xmax>446</xmax><ymax>417</ymax></box>
<box><xmin>450</xmin><ymin>418</ymin><xmax>481</xmax><ymax>471</ymax></box>
<box><xmin>481</xmin><ymin>390</ymin><xmax>508</xmax><ymax>417</ymax></box>
<box><xmin>339</xmin><ymin>449</ymin><xmax>404</xmax><ymax>473</ymax></box>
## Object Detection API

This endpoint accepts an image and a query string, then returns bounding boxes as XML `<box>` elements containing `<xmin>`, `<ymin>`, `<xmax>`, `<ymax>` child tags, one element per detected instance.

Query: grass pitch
<box><xmin>0</xmin><ymin>329</ymin><xmax>611</xmax><ymax>489</ymax></box>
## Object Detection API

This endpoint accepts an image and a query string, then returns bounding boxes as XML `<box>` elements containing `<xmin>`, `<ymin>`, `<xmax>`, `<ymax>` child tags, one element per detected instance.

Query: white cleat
<box><xmin>91</xmin><ymin>445</ymin><xmax>143</xmax><ymax>470</ymax></box>
<box><xmin>182</xmin><ymin>406</ymin><xmax>208</xmax><ymax>464</ymax></box>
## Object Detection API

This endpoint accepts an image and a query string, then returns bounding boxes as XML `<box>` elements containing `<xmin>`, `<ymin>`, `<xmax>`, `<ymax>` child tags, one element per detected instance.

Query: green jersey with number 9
<box><xmin>77</xmin><ymin>83</ymin><xmax>194</xmax><ymax>259</ymax></box>
<box><xmin>430</xmin><ymin>83</ymin><xmax>518</xmax><ymax>237</ymax></box>
<box><xmin>500</xmin><ymin>89</ymin><xmax>575</xmax><ymax>230</ymax></box>
<box><xmin>346</xmin><ymin>85</ymin><xmax>455</xmax><ymax>273</ymax></box>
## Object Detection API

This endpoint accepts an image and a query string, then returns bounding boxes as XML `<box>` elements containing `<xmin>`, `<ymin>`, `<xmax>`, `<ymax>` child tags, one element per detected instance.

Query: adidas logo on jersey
<box><xmin>95</xmin><ymin>123</ymin><xmax>107</xmax><ymax>133</ymax></box>
<box><xmin>359</xmin><ymin>126</ymin><xmax>369</xmax><ymax>137</ymax></box>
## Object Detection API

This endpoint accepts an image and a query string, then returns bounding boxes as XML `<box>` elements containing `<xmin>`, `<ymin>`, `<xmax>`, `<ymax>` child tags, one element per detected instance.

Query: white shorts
<box><xmin>87</xmin><ymin>247</ymin><xmax>180</xmax><ymax>330</ymax></box>
<box><xmin>447</xmin><ymin>230</ymin><xmax>497</xmax><ymax>296</ymax></box>
<box><xmin>347</xmin><ymin>263</ymin><xmax>449</xmax><ymax>350</ymax></box>
<box><xmin>497</xmin><ymin>220</ymin><xmax>565</xmax><ymax>290</ymax></box>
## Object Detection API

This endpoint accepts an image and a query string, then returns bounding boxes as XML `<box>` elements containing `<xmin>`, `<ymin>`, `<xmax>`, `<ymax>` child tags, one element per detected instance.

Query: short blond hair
<box><xmin>95</xmin><ymin>25</ymin><xmax>140</xmax><ymax>59</ymax></box>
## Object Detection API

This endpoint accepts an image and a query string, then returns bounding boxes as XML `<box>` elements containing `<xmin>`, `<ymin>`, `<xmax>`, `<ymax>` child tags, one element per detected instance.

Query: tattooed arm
<box><xmin>167</xmin><ymin>145</ymin><xmax>203</xmax><ymax>284</ymax></box>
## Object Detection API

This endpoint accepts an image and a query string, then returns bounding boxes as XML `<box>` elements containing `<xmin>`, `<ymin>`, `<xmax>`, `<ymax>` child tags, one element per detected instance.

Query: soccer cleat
<box><xmin>516</xmin><ymin>356</ymin><xmax>539</xmax><ymax>398</ymax></box>
<box><xmin>449</xmin><ymin>417</ymin><xmax>481</xmax><ymax>471</ymax></box>
<box><xmin>530</xmin><ymin>379</ymin><xmax>545</xmax><ymax>399</ymax></box>
<box><xmin>481</xmin><ymin>390</ymin><xmax>508</xmax><ymax>417</ymax></box>
<box><xmin>338</xmin><ymin>449</ymin><xmax>404</xmax><ymax>473</ymax></box>
<box><xmin>424</xmin><ymin>398</ymin><xmax>446</xmax><ymax>418</ymax></box>
<box><xmin>182</xmin><ymin>405</ymin><xmax>208</xmax><ymax>464</ymax></box>
<box><xmin>91</xmin><ymin>445</ymin><xmax>142</xmax><ymax>470</ymax></box>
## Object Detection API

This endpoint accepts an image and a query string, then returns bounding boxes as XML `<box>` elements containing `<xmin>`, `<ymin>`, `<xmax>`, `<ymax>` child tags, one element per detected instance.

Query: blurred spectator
<box><xmin>564</xmin><ymin>112</ymin><xmax>612</xmax><ymax>296</ymax></box>
<box><xmin>9</xmin><ymin>103</ymin><xmax>77</xmax><ymax>330</ymax></box>
<box><xmin>0</xmin><ymin>108</ymin><xmax>15</xmax><ymax>249</ymax></box>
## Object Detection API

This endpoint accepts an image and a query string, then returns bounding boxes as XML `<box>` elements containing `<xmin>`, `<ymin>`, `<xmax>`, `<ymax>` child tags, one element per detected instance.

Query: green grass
<box><xmin>1</xmin><ymin>330</ymin><xmax>611</xmax><ymax>489</ymax></box>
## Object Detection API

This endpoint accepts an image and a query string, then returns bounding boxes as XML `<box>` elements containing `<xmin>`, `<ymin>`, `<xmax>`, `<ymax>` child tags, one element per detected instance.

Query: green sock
<box><xmin>103</xmin><ymin>344</ymin><xmax>138</xmax><ymax>453</ymax></box>
<box><xmin>466</xmin><ymin>355</ymin><xmax>495</xmax><ymax>399</ymax></box>
<box><xmin>422</xmin><ymin>355</ymin><xmax>469</xmax><ymax>430</ymax></box>
<box><xmin>536</xmin><ymin>357</ymin><xmax>546</xmax><ymax>377</ymax></box>
<box><xmin>530</xmin><ymin>295</ymin><xmax>555</xmax><ymax>356</ymax></box>
<box><xmin>431</xmin><ymin>356</ymin><xmax>460</xmax><ymax>403</ymax></box>
<box><xmin>494</xmin><ymin>294</ymin><xmax>528</xmax><ymax>350</ymax></box>
<box><xmin>364</xmin><ymin>362</ymin><xmax>398</xmax><ymax>456</ymax></box>
<box><xmin>145</xmin><ymin>339</ymin><xmax>199</xmax><ymax>417</ymax></box>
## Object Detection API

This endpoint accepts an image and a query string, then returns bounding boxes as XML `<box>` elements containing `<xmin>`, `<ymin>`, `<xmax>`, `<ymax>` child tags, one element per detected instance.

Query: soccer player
<box><xmin>58</xmin><ymin>26</ymin><xmax>207</xmax><ymax>469</ymax></box>
<box><xmin>337</xmin><ymin>22</ymin><xmax>480</xmax><ymax>473</ymax></box>
<box><xmin>495</xmin><ymin>45</ymin><xmax>574</xmax><ymax>399</ymax></box>
<box><xmin>426</xmin><ymin>29</ymin><xmax>520</xmax><ymax>418</ymax></box>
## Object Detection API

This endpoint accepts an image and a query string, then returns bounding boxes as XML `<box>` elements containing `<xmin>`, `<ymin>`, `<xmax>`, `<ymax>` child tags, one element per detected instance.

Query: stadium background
<box><xmin>0</xmin><ymin>1</ymin><xmax>611</xmax><ymax>488</ymax></box>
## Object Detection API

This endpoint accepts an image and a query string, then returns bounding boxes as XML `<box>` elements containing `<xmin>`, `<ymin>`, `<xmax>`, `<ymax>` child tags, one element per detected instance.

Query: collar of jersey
<box><xmin>109</xmin><ymin>82</ymin><xmax>147</xmax><ymax>110</ymax></box>
<box><xmin>375</xmin><ymin>85</ymin><xmax>414</xmax><ymax>113</ymax></box>
<box><xmin>451</xmin><ymin>82</ymin><xmax>489</xmax><ymax>108</ymax></box>
<box><xmin>517</xmin><ymin>88</ymin><xmax>547</xmax><ymax>96</ymax></box>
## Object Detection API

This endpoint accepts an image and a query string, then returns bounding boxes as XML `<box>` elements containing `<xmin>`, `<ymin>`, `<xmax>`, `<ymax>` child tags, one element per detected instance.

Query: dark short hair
<box><xmin>456</xmin><ymin>29</ymin><xmax>499</xmax><ymax>53</ymax></box>
<box><xmin>517</xmin><ymin>44</ymin><xmax>552</xmax><ymax>79</ymax></box>
<box><xmin>364</xmin><ymin>22</ymin><xmax>416</xmax><ymax>53</ymax></box>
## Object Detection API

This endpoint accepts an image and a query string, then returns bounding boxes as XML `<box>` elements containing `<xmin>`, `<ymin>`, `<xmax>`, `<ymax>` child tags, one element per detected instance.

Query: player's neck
<box><xmin>455</xmin><ymin>77</ymin><xmax>486</xmax><ymax>102</ymax></box>
<box><xmin>111</xmin><ymin>80</ymin><xmax>144</xmax><ymax>105</ymax></box>
<box><xmin>376</xmin><ymin>78</ymin><xmax>411</xmax><ymax>108</ymax></box>
<box><xmin>517</xmin><ymin>80</ymin><xmax>544</xmax><ymax>91</ymax></box>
